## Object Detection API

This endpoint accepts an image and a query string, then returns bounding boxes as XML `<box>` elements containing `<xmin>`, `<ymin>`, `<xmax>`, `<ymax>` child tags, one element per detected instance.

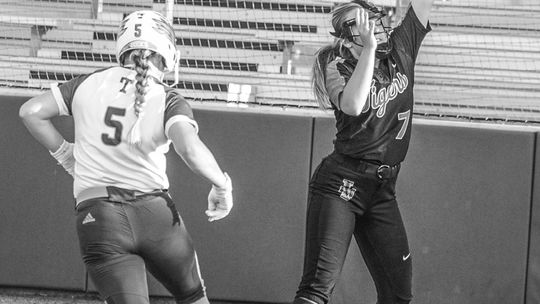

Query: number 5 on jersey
<box><xmin>102</xmin><ymin>107</ymin><xmax>126</xmax><ymax>146</ymax></box>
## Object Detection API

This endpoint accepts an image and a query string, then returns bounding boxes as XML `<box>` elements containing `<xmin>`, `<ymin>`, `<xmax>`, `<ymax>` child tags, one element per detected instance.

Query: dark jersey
<box><xmin>325</xmin><ymin>5</ymin><xmax>431</xmax><ymax>165</ymax></box>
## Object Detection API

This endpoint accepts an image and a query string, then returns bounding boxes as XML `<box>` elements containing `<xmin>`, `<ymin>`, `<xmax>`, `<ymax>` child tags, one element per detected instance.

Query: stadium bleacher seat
<box><xmin>1</xmin><ymin>0</ymin><xmax>539</xmax><ymax>112</ymax></box>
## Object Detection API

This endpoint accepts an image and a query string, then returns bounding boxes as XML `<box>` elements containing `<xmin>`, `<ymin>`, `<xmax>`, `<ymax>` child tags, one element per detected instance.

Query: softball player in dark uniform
<box><xmin>19</xmin><ymin>11</ymin><xmax>233</xmax><ymax>304</ymax></box>
<box><xmin>293</xmin><ymin>1</ymin><xmax>433</xmax><ymax>303</ymax></box>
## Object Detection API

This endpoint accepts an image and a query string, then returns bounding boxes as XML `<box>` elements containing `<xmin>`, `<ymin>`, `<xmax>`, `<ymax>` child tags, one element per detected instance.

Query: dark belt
<box><xmin>76</xmin><ymin>186</ymin><xmax>180</xmax><ymax>226</ymax></box>
<box><xmin>331</xmin><ymin>153</ymin><xmax>400</xmax><ymax>180</ymax></box>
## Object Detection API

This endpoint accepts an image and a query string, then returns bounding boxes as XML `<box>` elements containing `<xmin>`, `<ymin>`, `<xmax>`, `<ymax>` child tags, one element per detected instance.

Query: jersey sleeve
<box><xmin>50</xmin><ymin>74</ymin><xmax>91</xmax><ymax>116</ymax></box>
<box><xmin>390</xmin><ymin>4</ymin><xmax>432</xmax><ymax>62</ymax></box>
<box><xmin>326</xmin><ymin>58</ymin><xmax>356</xmax><ymax>110</ymax></box>
<box><xmin>164</xmin><ymin>89</ymin><xmax>199</xmax><ymax>137</ymax></box>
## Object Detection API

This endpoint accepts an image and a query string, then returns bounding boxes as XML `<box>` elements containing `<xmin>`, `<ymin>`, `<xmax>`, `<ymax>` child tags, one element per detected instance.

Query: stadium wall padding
<box><xmin>528</xmin><ymin>136</ymin><xmax>540</xmax><ymax>304</ymax></box>
<box><xmin>312</xmin><ymin>117</ymin><xmax>535</xmax><ymax>304</ymax></box>
<box><xmin>399</xmin><ymin>123</ymin><xmax>533</xmax><ymax>304</ymax></box>
<box><xmin>0</xmin><ymin>97</ymin><xmax>85</xmax><ymax>290</ymax></box>
<box><xmin>0</xmin><ymin>95</ymin><xmax>538</xmax><ymax>304</ymax></box>
<box><xmin>163</xmin><ymin>110</ymin><xmax>312</xmax><ymax>302</ymax></box>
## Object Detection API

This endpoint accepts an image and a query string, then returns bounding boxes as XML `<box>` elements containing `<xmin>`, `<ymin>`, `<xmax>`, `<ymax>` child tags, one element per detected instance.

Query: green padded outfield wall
<box><xmin>313</xmin><ymin>117</ymin><xmax>534</xmax><ymax>304</ymax></box>
<box><xmin>0</xmin><ymin>97</ymin><xmax>85</xmax><ymax>290</ymax></box>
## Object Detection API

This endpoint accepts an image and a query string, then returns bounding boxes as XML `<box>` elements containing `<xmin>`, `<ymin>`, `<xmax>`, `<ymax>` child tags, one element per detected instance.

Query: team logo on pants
<box><xmin>339</xmin><ymin>179</ymin><xmax>356</xmax><ymax>201</ymax></box>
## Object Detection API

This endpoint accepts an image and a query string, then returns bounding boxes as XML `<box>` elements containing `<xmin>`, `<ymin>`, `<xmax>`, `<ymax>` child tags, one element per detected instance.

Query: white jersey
<box><xmin>51</xmin><ymin>66</ymin><xmax>198</xmax><ymax>198</ymax></box>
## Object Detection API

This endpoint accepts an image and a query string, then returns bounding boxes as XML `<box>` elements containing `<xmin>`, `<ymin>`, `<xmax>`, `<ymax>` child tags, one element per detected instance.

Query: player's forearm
<box><xmin>175</xmin><ymin>140</ymin><xmax>227</xmax><ymax>189</ymax></box>
<box><xmin>340</xmin><ymin>46</ymin><xmax>376</xmax><ymax>116</ymax></box>
<box><xmin>19</xmin><ymin>112</ymin><xmax>64</xmax><ymax>152</ymax></box>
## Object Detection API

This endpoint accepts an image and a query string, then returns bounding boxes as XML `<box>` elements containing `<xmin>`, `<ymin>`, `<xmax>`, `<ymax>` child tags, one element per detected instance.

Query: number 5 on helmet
<box><xmin>116</xmin><ymin>10</ymin><xmax>181</xmax><ymax>85</ymax></box>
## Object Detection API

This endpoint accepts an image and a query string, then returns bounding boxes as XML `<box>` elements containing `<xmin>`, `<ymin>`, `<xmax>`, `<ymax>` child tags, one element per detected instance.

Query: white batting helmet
<box><xmin>116</xmin><ymin>10</ymin><xmax>178</xmax><ymax>72</ymax></box>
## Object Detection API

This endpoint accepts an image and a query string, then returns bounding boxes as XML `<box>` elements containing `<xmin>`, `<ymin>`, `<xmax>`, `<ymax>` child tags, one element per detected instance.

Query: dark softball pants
<box><xmin>75</xmin><ymin>187</ymin><xmax>206</xmax><ymax>304</ymax></box>
<box><xmin>294</xmin><ymin>154</ymin><xmax>412</xmax><ymax>304</ymax></box>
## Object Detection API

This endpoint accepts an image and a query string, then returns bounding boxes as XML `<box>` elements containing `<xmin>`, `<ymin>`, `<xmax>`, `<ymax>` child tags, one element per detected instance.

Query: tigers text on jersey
<box><xmin>325</xmin><ymin>6</ymin><xmax>431</xmax><ymax>165</ymax></box>
<box><xmin>51</xmin><ymin>66</ymin><xmax>198</xmax><ymax>198</ymax></box>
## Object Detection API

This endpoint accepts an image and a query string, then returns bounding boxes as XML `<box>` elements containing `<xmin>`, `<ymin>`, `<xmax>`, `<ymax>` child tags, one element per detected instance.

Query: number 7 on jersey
<box><xmin>396</xmin><ymin>110</ymin><xmax>411</xmax><ymax>140</ymax></box>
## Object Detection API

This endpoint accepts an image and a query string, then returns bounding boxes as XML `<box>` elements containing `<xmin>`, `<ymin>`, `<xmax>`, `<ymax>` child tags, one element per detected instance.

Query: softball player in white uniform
<box><xmin>20</xmin><ymin>10</ymin><xmax>232</xmax><ymax>304</ymax></box>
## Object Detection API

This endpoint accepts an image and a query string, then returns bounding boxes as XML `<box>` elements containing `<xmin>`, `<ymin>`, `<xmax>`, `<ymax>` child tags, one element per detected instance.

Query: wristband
<box><xmin>49</xmin><ymin>140</ymin><xmax>75</xmax><ymax>175</ymax></box>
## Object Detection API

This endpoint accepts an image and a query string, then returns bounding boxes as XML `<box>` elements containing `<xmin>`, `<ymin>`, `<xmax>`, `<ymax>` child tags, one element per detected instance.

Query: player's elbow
<box><xmin>340</xmin><ymin>102</ymin><xmax>363</xmax><ymax>116</ymax></box>
<box><xmin>19</xmin><ymin>100</ymin><xmax>40</xmax><ymax>122</ymax></box>
<box><xmin>174</xmin><ymin>142</ymin><xmax>194</xmax><ymax>161</ymax></box>
<box><xmin>339</xmin><ymin>93</ymin><xmax>367</xmax><ymax>116</ymax></box>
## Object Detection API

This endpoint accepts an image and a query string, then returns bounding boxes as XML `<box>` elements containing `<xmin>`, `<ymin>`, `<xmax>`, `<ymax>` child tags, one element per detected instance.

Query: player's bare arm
<box><xmin>20</xmin><ymin>92</ymin><xmax>75</xmax><ymax>176</ymax></box>
<box><xmin>411</xmin><ymin>0</ymin><xmax>434</xmax><ymax>27</ymax></box>
<box><xmin>340</xmin><ymin>8</ymin><xmax>376</xmax><ymax>116</ymax></box>
<box><xmin>168</xmin><ymin>121</ymin><xmax>233</xmax><ymax>221</ymax></box>
<box><xmin>168</xmin><ymin>121</ymin><xmax>226</xmax><ymax>188</ymax></box>
<box><xmin>19</xmin><ymin>92</ymin><xmax>66</xmax><ymax>152</ymax></box>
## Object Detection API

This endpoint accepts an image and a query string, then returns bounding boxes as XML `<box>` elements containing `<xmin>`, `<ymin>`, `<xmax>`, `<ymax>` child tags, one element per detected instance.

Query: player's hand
<box><xmin>205</xmin><ymin>172</ymin><xmax>233</xmax><ymax>222</ymax></box>
<box><xmin>356</xmin><ymin>8</ymin><xmax>376</xmax><ymax>50</ymax></box>
<box><xmin>50</xmin><ymin>140</ymin><xmax>75</xmax><ymax>176</ymax></box>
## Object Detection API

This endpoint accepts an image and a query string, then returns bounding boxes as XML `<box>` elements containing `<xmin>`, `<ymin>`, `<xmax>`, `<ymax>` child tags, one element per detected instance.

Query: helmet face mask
<box><xmin>116</xmin><ymin>10</ymin><xmax>178</xmax><ymax>72</ymax></box>
<box><xmin>351</xmin><ymin>0</ymin><xmax>393</xmax><ymax>58</ymax></box>
<box><xmin>332</xmin><ymin>0</ymin><xmax>393</xmax><ymax>59</ymax></box>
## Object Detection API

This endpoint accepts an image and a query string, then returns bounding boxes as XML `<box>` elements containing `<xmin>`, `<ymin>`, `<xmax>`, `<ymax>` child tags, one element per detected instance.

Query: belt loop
<box><xmin>376</xmin><ymin>163</ymin><xmax>400</xmax><ymax>180</ymax></box>
<box><xmin>376</xmin><ymin>165</ymin><xmax>390</xmax><ymax>179</ymax></box>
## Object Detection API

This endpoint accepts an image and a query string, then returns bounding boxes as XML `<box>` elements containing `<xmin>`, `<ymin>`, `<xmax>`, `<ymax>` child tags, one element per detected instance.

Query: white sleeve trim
<box><xmin>50</xmin><ymin>82</ymin><xmax>70</xmax><ymax>116</ymax></box>
<box><xmin>165</xmin><ymin>115</ymin><xmax>199</xmax><ymax>138</ymax></box>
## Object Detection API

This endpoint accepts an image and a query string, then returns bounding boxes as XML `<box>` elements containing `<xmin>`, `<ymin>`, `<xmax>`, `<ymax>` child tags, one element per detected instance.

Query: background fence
<box><xmin>1</xmin><ymin>0</ymin><xmax>539</xmax><ymax>122</ymax></box>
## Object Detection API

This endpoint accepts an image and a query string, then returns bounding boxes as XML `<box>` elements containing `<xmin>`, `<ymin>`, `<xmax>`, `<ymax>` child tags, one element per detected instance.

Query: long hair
<box><xmin>311</xmin><ymin>45</ymin><xmax>336</xmax><ymax>109</ymax></box>
<box><xmin>312</xmin><ymin>2</ymin><xmax>362</xmax><ymax>109</ymax></box>
<box><xmin>126</xmin><ymin>49</ymin><xmax>154</xmax><ymax>146</ymax></box>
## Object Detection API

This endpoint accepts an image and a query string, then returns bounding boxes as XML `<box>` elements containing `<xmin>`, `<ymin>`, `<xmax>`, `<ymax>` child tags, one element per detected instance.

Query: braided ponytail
<box><xmin>127</xmin><ymin>49</ymin><xmax>152</xmax><ymax>146</ymax></box>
